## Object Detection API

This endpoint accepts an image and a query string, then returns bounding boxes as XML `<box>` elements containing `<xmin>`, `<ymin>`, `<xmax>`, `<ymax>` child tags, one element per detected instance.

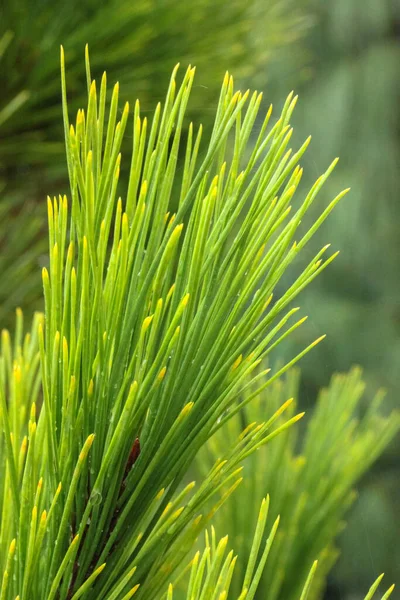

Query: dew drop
<box><xmin>89</xmin><ymin>489</ymin><xmax>102</xmax><ymax>506</ymax></box>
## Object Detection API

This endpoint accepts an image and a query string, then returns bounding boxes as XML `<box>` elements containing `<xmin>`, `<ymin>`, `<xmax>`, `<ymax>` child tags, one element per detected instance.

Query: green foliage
<box><xmin>0</xmin><ymin>34</ymin><xmax>47</xmax><ymax>327</ymax></box>
<box><xmin>167</xmin><ymin>498</ymin><xmax>300</xmax><ymax>600</ymax></box>
<box><xmin>0</xmin><ymin>0</ymin><xmax>311</xmax><ymax>177</ymax></box>
<box><xmin>0</xmin><ymin>32</ymin><xmax>29</xmax><ymax>130</ymax></box>
<box><xmin>197</xmin><ymin>366</ymin><xmax>399</xmax><ymax>599</ymax></box>
<box><xmin>0</xmin><ymin>33</ymin><xmax>45</xmax><ymax>326</ymax></box>
<box><xmin>0</xmin><ymin>48</ymin><xmax>352</xmax><ymax>598</ymax></box>
<box><xmin>0</xmin><ymin>188</ymin><xmax>45</xmax><ymax>328</ymax></box>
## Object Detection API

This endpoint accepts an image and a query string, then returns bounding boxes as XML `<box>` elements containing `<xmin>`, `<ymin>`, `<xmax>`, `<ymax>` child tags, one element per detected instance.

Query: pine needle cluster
<box><xmin>0</xmin><ymin>48</ymin><xmax>396</xmax><ymax>599</ymax></box>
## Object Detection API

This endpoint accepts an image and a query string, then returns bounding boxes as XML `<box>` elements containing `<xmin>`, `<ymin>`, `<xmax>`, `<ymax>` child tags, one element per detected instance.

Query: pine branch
<box><xmin>0</xmin><ymin>48</ymin><xmax>349</xmax><ymax>598</ymax></box>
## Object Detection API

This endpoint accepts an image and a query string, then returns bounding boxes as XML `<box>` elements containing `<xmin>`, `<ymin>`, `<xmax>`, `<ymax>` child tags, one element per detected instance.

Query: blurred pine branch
<box><xmin>0</xmin><ymin>0</ymin><xmax>312</xmax><ymax>181</ymax></box>
<box><xmin>197</xmin><ymin>366</ymin><xmax>399</xmax><ymax>599</ymax></box>
<box><xmin>274</xmin><ymin>3</ymin><xmax>400</xmax><ymax>592</ymax></box>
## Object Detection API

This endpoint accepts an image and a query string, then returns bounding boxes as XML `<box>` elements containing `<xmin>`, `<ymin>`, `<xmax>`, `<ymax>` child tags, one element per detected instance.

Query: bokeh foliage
<box><xmin>272</xmin><ymin>2</ymin><xmax>400</xmax><ymax>595</ymax></box>
<box><xmin>1</xmin><ymin>0</ymin><xmax>311</xmax><ymax>179</ymax></box>
<box><xmin>283</xmin><ymin>0</ymin><xmax>400</xmax><ymax>395</ymax></box>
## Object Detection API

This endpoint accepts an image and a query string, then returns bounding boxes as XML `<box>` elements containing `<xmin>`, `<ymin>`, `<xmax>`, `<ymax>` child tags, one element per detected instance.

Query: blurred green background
<box><xmin>1</xmin><ymin>0</ymin><xmax>399</xmax><ymax>597</ymax></box>
<box><xmin>279</xmin><ymin>2</ymin><xmax>400</xmax><ymax>597</ymax></box>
